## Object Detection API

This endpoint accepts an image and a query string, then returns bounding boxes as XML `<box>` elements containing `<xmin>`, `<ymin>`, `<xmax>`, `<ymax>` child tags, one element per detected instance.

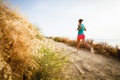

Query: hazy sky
<box><xmin>10</xmin><ymin>0</ymin><xmax>120</xmax><ymax>40</ymax></box>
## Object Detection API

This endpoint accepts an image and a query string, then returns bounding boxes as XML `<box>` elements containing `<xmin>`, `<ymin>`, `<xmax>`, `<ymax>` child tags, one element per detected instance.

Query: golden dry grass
<box><xmin>0</xmin><ymin>2</ymin><xmax>67</xmax><ymax>80</ymax></box>
<box><xmin>0</xmin><ymin>2</ymin><xmax>40</xmax><ymax>80</ymax></box>
<box><xmin>51</xmin><ymin>37</ymin><xmax>120</xmax><ymax>59</ymax></box>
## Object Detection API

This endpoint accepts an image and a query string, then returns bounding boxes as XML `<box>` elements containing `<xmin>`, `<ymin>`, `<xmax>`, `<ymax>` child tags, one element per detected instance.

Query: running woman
<box><xmin>77</xmin><ymin>19</ymin><xmax>90</xmax><ymax>51</ymax></box>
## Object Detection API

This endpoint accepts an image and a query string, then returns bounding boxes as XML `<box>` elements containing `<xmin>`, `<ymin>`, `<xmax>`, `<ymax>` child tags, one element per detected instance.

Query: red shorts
<box><xmin>77</xmin><ymin>34</ymin><xmax>85</xmax><ymax>39</ymax></box>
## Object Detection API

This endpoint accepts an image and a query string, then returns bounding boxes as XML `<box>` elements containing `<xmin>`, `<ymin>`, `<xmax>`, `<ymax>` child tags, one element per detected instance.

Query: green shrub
<box><xmin>32</xmin><ymin>45</ymin><xmax>67</xmax><ymax>80</ymax></box>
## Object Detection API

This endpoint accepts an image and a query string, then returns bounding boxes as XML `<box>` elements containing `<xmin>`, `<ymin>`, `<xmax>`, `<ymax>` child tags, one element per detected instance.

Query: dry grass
<box><xmin>51</xmin><ymin>37</ymin><xmax>120</xmax><ymax>59</ymax></box>
<box><xmin>0</xmin><ymin>1</ymin><xmax>67</xmax><ymax>80</ymax></box>
<box><xmin>0</xmin><ymin>2</ymin><xmax>40</xmax><ymax>80</ymax></box>
<box><xmin>53</xmin><ymin>37</ymin><xmax>69</xmax><ymax>43</ymax></box>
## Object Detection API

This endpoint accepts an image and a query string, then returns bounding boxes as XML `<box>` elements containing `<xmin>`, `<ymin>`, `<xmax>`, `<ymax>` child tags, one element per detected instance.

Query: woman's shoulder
<box><xmin>81</xmin><ymin>24</ymin><xmax>84</xmax><ymax>27</ymax></box>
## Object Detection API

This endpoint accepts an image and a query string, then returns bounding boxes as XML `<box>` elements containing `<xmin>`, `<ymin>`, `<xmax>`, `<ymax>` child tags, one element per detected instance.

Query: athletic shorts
<box><xmin>77</xmin><ymin>34</ymin><xmax>85</xmax><ymax>39</ymax></box>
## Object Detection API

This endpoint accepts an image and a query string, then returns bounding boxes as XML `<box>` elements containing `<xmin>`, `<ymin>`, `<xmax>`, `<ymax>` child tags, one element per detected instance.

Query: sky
<box><xmin>9</xmin><ymin>0</ymin><xmax>120</xmax><ymax>40</ymax></box>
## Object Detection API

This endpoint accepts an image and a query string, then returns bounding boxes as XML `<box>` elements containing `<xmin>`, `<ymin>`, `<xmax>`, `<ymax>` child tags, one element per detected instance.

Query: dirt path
<box><xmin>43</xmin><ymin>38</ymin><xmax>120</xmax><ymax>80</ymax></box>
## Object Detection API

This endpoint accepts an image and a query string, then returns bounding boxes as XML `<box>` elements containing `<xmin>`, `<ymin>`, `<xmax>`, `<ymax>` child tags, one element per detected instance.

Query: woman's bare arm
<box><xmin>84</xmin><ymin>27</ymin><xmax>87</xmax><ymax>31</ymax></box>
<box><xmin>77</xmin><ymin>25</ymin><xmax>82</xmax><ymax>30</ymax></box>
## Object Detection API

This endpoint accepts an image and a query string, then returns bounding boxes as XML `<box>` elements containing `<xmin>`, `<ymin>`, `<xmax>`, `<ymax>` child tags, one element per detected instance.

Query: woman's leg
<box><xmin>82</xmin><ymin>38</ymin><xmax>94</xmax><ymax>53</ymax></box>
<box><xmin>77</xmin><ymin>38</ymin><xmax>80</xmax><ymax>51</ymax></box>
<box><xmin>82</xmin><ymin>38</ymin><xmax>91</xmax><ymax>49</ymax></box>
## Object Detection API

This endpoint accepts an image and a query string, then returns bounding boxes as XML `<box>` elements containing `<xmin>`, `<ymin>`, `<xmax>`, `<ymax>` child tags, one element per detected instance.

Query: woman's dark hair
<box><xmin>79</xmin><ymin>19</ymin><xmax>83</xmax><ymax>23</ymax></box>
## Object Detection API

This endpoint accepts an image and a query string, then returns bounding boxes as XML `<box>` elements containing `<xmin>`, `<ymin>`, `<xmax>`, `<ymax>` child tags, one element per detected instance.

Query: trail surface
<box><xmin>43</xmin><ymin>38</ymin><xmax>120</xmax><ymax>80</ymax></box>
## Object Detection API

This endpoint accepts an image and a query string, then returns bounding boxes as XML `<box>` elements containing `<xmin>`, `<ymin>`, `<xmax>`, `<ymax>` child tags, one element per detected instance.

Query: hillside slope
<box><xmin>43</xmin><ymin>38</ymin><xmax>120</xmax><ymax>80</ymax></box>
<box><xmin>0</xmin><ymin>3</ymin><xmax>40</xmax><ymax>80</ymax></box>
